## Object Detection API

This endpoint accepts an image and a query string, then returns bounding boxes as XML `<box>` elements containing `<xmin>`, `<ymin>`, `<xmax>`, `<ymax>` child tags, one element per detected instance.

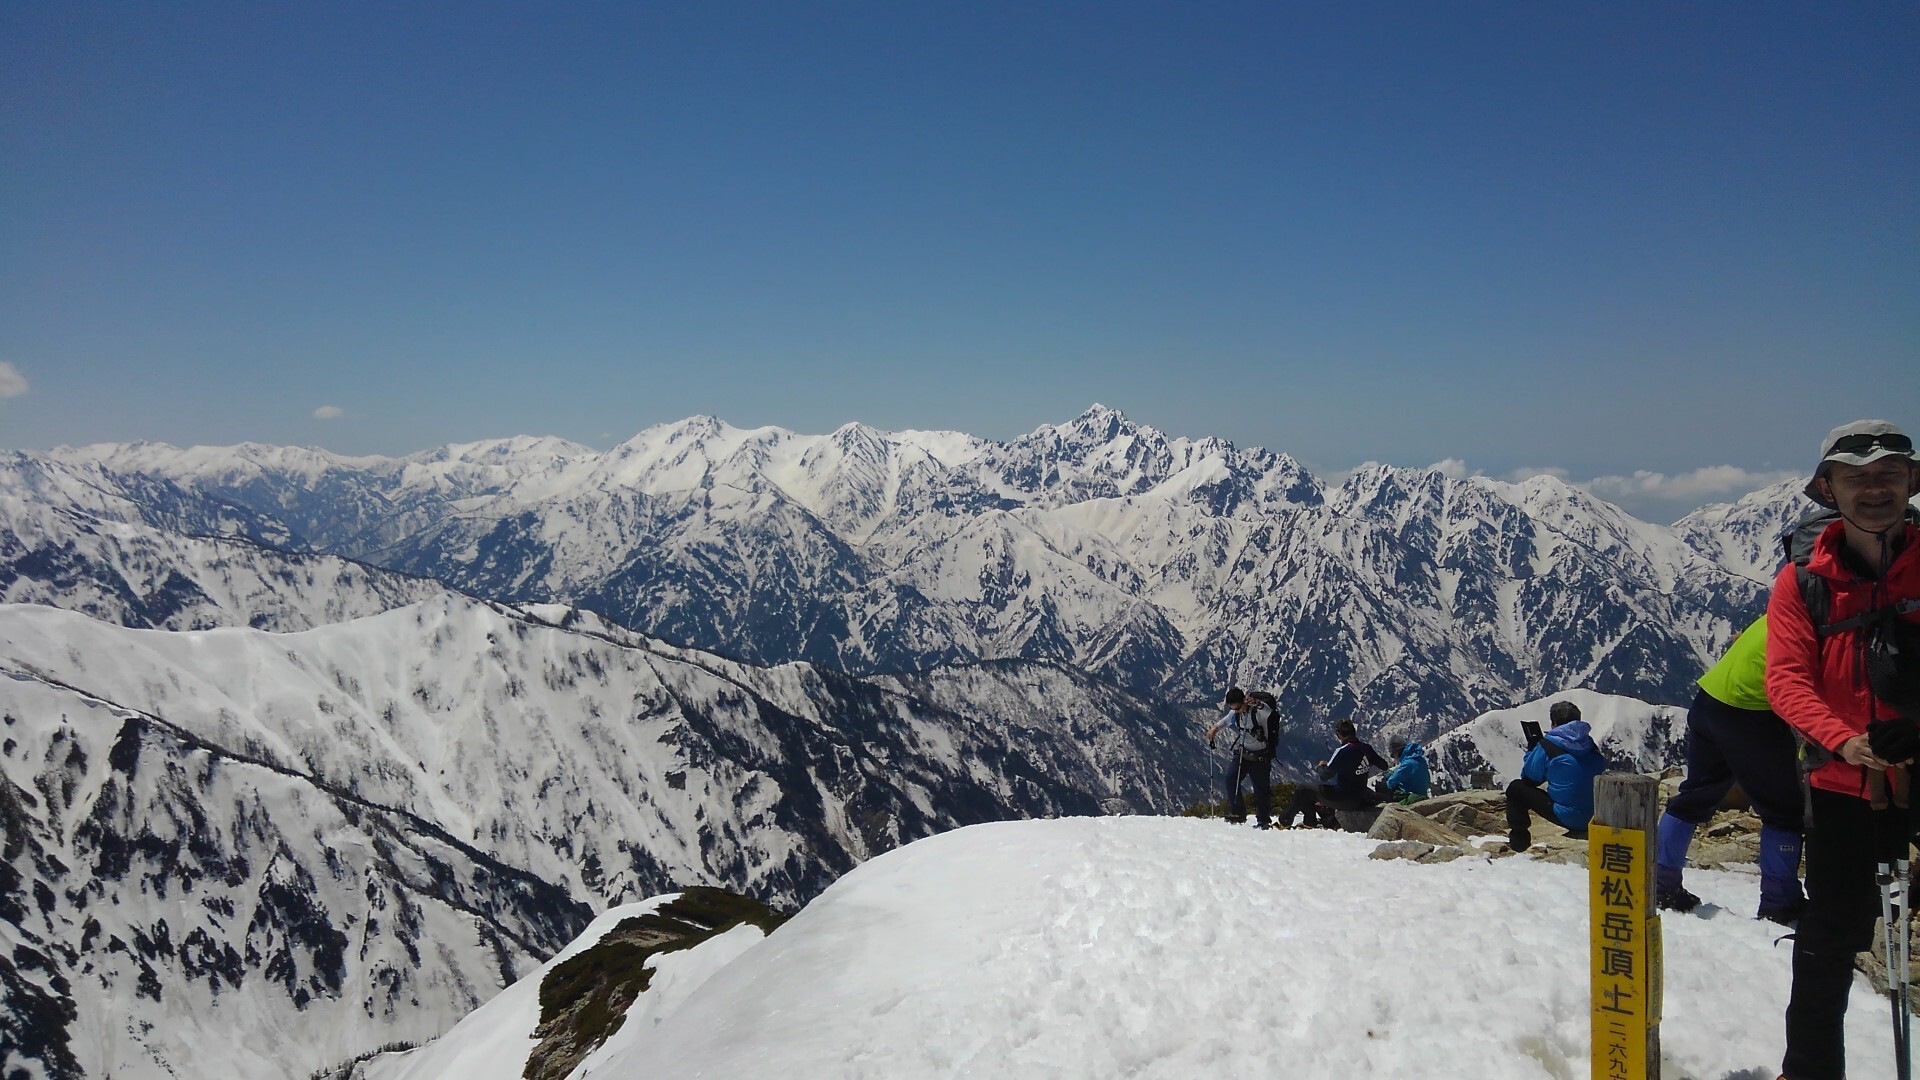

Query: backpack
<box><xmin>1244</xmin><ymin>690</ymin><xmax>1281</xmax><ymax>755</ymax></box>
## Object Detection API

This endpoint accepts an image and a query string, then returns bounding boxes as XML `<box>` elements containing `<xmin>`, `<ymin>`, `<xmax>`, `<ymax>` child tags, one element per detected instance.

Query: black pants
<box><xmin>1280</xmin><ymin>783</ymin><xmax>1381</xmax><ymax>827</ymax></box>
<box><xmin>1665</xmin><ymin>689</ymin><xmax>1803</xmax><ymax>833</ymax></box>
<box><xmin>1505</xmin><ymin>780</ymin><xmax>1568</xmax><ymax>836</ymax></box>
<box><xmin>1783</xmin><ymin>786</ymin><xmax>1907</xmax><ymax>1080</ymax></box>
<box><xmin>1224</xmin><ymin>752</ymin><xmax>1273</xmax><ymax>825</ymax></box>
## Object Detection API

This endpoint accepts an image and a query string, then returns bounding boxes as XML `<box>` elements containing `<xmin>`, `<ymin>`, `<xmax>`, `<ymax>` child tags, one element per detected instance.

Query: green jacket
<box><xmin>1697</xmin><ymin>615</ymin><xmax>1770</xmax><ymax>711</ymax></box>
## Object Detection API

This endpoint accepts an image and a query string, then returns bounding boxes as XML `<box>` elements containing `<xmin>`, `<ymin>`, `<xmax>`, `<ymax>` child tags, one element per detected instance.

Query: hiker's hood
<box><xmin>1398</xmin><ymin>741</ymin><xmax>1425</xmax><ymax>763</ymax></box>
<box><xmin>1542</xmin><ymin>720</ymin><xmax>1598</xmax><ymax>756</ymax></box>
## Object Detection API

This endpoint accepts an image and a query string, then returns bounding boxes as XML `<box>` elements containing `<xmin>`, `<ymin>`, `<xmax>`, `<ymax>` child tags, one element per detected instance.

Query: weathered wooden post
<box><xmin>1589</xmin><ymin>772</ymin><xmax>1662</xmax><ymax>1080</ymax></box>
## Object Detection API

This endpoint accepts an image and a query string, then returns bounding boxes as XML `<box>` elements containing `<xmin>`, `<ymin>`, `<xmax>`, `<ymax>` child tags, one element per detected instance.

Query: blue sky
<box><xmin>3</xmin><ymin>2</ymin><xmax>1916</xmax><ymax>521</ymax></box>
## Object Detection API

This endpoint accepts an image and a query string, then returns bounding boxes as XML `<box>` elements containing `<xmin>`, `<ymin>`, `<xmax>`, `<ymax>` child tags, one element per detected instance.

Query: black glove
<box><xmin>1868</xmin><ymin>716</ymin><xmax>1920</xmax><ymax>763</ymax></box>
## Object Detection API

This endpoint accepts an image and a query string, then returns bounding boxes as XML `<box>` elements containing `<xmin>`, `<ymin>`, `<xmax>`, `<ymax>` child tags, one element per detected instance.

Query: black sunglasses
<box><xmin>1828</xmin><ymin>432</ymin><xmax>1914</xmax><ymax>456</ymax></box>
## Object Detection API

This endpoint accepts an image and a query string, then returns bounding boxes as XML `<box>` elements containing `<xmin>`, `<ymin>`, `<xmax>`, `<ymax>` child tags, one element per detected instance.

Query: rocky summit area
<box><xmin>1362</xmin><ymin>772</ymin><xmax>1920</xmax><ymax>1012</ymax></box>
<box><xmin>1361</xmin><ymin>770</ymin><xmax>1772</xmax><ymax>869</ymax></box>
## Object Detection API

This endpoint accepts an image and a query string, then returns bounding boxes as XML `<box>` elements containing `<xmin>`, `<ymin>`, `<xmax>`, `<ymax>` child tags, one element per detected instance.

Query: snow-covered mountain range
<box><xmin>2</xmin><ymin>408</ymin><xmax>1812</xmax><ymax>745</ymax></box>
<box><xmin>0</xmin><ymin>408</ymin><xmax>1849</xmax><ymax>1079</ymax></box>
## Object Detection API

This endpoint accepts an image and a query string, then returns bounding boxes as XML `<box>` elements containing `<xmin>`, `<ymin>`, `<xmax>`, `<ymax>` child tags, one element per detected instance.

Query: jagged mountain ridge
<box><xmin>0</xmin><ymin>494</ymin><xmax>451</xmax><ymax>631</ymax></box>
<box><xmin>0</xmin><ymin>595</ymin><xmax>1207</xmax><ymax>1080</ymax></box>
<box><xmin>7</xmin><ymin>408</ymin><xmax>1788</xmax><ymax>746</ymax></box>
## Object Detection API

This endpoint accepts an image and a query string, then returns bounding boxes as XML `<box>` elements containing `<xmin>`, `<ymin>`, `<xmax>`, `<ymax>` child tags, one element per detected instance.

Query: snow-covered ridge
<box><xmin>356</xmin><ymin>816</ymin><xmax>1894</xmax><ymax>1079</ymax></box>
<box><xmin>0</xmin><ymin>494</ymin><xmax>449</xmax><ymax>631</ymax></box>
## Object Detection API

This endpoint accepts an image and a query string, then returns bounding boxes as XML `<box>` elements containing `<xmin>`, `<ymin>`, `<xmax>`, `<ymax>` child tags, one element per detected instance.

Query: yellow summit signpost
<box><xmin>1590</xmin><ymin>773</ymin><xmax>1662</xmax><ymax>1080</ymax></box>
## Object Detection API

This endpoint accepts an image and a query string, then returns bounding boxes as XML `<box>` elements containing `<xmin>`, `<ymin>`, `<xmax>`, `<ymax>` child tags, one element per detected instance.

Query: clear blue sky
<box><xmin>3</xmin><ymin>2</ymin><xmax>1916</xmax><ymax>520</ymax></box>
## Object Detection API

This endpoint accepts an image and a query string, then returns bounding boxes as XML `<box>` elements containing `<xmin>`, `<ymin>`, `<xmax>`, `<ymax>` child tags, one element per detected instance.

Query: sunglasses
<box><xmin>1828</xmin><ymin>432</ymin><xmax>1914</xmax><ymax>456</ymax></box>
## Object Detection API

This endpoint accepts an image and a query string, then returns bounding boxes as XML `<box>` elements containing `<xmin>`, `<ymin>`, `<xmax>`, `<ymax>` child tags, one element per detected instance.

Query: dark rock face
<box><xmin>525</xmin><ymin>888</ymin><xmax>789</xmax><ymax>1080</ymax></box>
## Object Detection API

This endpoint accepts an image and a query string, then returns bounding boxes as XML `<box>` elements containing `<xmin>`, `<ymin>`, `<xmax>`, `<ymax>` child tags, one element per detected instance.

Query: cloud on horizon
<box><xmin>1585</xmin><ymin>465</ymin><xmax>1802</xmax><ymax>503</ymax></box>
<box><xmin>313</xmin><ymin>405</ymin><xmax>344</xmax><ymax>420</ymax></box>
<box><xmin>0</xmin><ymin>363</ymin><xmax>28</xmax><ymax>399</ymax></box>
<box><xmin>1411</xmin><ymin>457</ymin><xmax>1798</xmax><ymax>512</ymax></box>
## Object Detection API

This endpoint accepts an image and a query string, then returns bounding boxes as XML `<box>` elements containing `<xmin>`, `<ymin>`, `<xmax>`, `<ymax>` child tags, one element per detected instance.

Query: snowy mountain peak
<box><xmin>406</xmin><ymin>435</ymin><xmax>595</xmax><ymax>465</ymax></box>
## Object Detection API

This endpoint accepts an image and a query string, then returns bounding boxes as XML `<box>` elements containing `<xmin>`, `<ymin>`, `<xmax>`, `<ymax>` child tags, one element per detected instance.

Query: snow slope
<box><xmin>400</xmin><ymin>816</ymin><xmax>1884</xmax><ymax>1080</ymax></box>
<box><xmin>355</xmin><ymin>896</ymin><xmax>766</xmax><ymax>1080</ymax></box>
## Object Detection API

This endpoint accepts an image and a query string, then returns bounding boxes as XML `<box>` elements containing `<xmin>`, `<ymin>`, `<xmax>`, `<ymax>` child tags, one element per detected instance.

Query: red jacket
<box><xmin>1765</xmin><ymin>521</ymin><xmax>1920</xmax><ymax>797</ymax></box>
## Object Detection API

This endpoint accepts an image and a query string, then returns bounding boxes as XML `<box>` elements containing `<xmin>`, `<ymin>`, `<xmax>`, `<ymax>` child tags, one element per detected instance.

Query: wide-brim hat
<box><xmin>1804</xmin><ymin>419</ymin><xmax>1920</xmax><ymax>508</ymax></box>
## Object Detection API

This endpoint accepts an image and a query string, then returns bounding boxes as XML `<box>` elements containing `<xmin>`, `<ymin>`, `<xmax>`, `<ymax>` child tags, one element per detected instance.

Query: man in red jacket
<box><xmin>1767</xmin><ymin>419</ymin><xmax>1920</xmax><ymax>1080</ymax></box>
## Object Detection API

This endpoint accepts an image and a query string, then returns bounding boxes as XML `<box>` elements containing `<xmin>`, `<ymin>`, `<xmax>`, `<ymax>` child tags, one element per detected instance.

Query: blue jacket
<box><xmin>1520</xmin><ymin>720</ymin><xmax>1608</xmax><ymax>829</ymax></box>
<box><xmin>1383</xmin><ymin>741</ymin><xmax>1431</xmax><ymax>801</ymax></box>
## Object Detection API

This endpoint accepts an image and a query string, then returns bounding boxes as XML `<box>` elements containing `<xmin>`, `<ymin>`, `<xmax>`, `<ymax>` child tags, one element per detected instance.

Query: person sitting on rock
<box><xmin>1381</xmin><ymin>738</ymin><xmax>1431</xmax><ymax>804</ymax></box>
<box><xmin>1280</xmin><ymin>719</ymin><xmax>1390</xmax><ymax>828</ymax></box>
<box><xmin>1505</xmin><ymin>700</ymin><xmax>1608</xmax><ymax>851</ymax></box>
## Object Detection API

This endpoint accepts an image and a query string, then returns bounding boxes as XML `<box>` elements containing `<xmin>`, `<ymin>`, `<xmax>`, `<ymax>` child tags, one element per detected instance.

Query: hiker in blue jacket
<box><xmin>1381</xmin><ymin>739</ymin><xmax>1431</xmax><ymax>803</ymax></box>
<box><xmin>1505</xmin><ymin>700</ymin><xmax>1608</xmax><ymax>851</ymax></box>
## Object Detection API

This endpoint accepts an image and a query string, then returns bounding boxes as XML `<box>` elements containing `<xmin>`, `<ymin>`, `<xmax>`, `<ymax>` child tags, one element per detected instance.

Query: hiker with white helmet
<box><xmin>1767</xmin><ymin>419</ymin><xmax>1920</xmax><ymax>1080</ymax></box>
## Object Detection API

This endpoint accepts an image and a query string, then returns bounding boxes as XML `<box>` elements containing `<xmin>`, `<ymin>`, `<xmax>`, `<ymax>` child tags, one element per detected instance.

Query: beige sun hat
<box><xmin>1804</xmin><ymin>419</ymin><xmax>1919</xmax><ymax>508</ymax></box>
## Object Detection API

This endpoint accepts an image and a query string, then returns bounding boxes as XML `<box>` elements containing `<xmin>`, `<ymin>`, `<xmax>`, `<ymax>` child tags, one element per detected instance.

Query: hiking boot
<box><xmin>1656</xmin><ymin>885</ymin><xmax>1701</xmax><ymax>914</ymax></box>
<box><xmin>1758</xmin><ymin>896</ymin><xmax>1803</xmax><ymax>927</ymax></box>
<box><xmin>1225</xmin><ymin>815</ymin><xmax>1246</xmax><ymax>825</ymax></box>
<box><xmin>1509</xmin><ymin>829</ymin><xmax>1530</xmax><ymax>853</ymax></box>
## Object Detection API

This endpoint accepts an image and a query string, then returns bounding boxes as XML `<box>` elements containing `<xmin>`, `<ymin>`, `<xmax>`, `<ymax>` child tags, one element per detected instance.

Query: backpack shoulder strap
<box><xmin>1797</xmin><ymin>565</ymin><xmax>1835</xmax><ymax>638</ymax></box>
<box><xmin>1798</xmin><ymin>567</ymin><xmax>1920</xmax><ymax>638</ymax></box>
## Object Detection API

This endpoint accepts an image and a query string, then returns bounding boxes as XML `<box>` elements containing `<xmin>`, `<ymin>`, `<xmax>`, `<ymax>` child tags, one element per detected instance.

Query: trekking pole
<box><xmin>1874</xmin><ymin>767</ymin><xmax>1912</xmax><ymax>1080</ymax></box>
<box><xmin>1889</xmin><ymin>760</ymin><xmax>1904</xmax><ymax>1076</ymax></box>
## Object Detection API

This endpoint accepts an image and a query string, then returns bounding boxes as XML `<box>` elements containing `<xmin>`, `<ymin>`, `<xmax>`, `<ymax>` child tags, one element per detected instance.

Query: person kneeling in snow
<box><xmin>1505</xmin><ymin>701</ymin><xmax>1607</xmax><ymax>851</ymax></box>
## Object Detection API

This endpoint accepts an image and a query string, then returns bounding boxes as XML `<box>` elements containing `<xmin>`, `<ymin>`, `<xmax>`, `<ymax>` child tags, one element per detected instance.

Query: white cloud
<box><xmin>1425</xmin><ymin>457</ymin><xmax>1471</xmax><ymax>480</ymax></box>
<box><xmin>1585</xmin><ymin>465</ymin><xmax>1802</xmax><ymax>503</ymax></box>
<box><xmin>0</xmin><ymin>362</ymin><xmax>28</xmax><ymax>399</ymax></box>
<box><xmin>1507</xmin><ymin>465</ymin><xmax>1570</xmax><ymax>483</ymax></box>
<box><xmin>313</xmin><ymin>405</ymin><xmax>344</xmax><ymax>420</ymax></box>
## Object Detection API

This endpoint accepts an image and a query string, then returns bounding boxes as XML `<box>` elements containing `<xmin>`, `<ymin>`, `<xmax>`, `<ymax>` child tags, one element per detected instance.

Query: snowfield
<box><xmin>373</xmin><ymin>815</ymin><xmax>1895</xmax><ymax>1080</ymax></box>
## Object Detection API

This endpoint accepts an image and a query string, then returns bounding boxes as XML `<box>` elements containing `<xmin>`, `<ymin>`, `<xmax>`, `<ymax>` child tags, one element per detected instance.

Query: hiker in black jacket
<box><xmin>1206</xmin><ymin>687</ymin><xmax>1279</xmax><ymax>828</ymax></box>
<box><xmin>1279</xmin><ymin>719</ymin><xmax>1391</xmax><ymax>828</ymax></box>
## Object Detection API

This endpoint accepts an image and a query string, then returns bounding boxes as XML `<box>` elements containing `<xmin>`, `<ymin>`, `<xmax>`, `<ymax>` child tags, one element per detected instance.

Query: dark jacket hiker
<box><xmin>1281</xmin><ymin>719</ymin><xmax>1391</xmax><ymax>828</ymax></box>
<box><xmin>1206</xmin><ymin>687</ymin><xmax>1281</xmax><ymax>827</ymax></box>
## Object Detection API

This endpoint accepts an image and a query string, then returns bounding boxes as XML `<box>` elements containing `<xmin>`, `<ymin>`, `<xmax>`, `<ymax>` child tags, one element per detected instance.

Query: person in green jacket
<box><xmin>1654</xmin><ymin>615</ymin><xmax>1806</xmax><ymax>923</ymax></box>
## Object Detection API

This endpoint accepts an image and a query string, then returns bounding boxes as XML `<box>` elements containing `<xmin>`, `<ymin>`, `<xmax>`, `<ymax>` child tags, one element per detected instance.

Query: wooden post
<box><xmin>1589</xmin><ymin>772</ymin><xmax>1661</xmax><ymax>1080</ymax></box>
